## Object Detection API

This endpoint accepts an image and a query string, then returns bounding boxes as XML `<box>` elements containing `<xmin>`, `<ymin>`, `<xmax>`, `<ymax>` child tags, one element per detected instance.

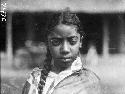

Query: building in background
<box><xmin>1</xmin><ymin>0</ymin><xmax>125</xmax><ymax>66</ymax></box>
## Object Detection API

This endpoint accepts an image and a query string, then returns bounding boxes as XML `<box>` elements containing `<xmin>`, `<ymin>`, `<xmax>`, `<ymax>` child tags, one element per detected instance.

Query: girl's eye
<box><xmin>68</xmin><ymin>37</ymin><xmax>78</xmax><ymax>45</ymax></box>
<box><xmin>51</xmin><ymin>39</ymin><xmax>61</xmax><ymax>46</ymax></box>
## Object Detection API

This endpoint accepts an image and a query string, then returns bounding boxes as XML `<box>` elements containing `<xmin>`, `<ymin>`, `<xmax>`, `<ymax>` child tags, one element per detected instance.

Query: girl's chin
<box><xmin>58</xmin><ymin>60</ymin><xmax>73</xmax><ymax>67</ymax></box>
<box><xmin>54</xmin><ymin>57</ymin><xmax>76</xmax><ymax>66</ymax></box>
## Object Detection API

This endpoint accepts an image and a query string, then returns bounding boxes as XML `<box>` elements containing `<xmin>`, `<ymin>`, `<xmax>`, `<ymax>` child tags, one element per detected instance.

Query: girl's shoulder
<box><xmin>22</xmin><ymin>67</ymin><xmax>43</xmax><ymax>94</ymax></box>
<box><xmin>28</xmin><ymin>67</ymin><xmax>42</xmax><ymax>79</ymax></box>
<box><xmin>26</xmin><ymin>67</ymin><xmax>48</xmax><ymax>84</ymax></box>
<box><xmin>73</xmin><ymin>67</ymin><xmax>100</xmax><ymax>83</ymax></box>
<box><xmin>26</xmin><ymin>67</ymin><xmax>42</xmax><ymax>85</ymax></box>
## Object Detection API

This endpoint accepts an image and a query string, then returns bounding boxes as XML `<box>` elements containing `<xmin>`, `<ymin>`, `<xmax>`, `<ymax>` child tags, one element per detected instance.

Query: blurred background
<box><xmin>1</xmin><ymin>0</ymin><xmax>125</xmax><ymax>94</ymax></box>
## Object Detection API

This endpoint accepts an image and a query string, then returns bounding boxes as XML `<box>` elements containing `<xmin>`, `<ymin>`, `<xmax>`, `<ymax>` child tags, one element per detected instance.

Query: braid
<box><xmin>43</xmin><ymin>48</ymin><xmax>52</xmax><ymax>71</ymax></box>
<box><xmin>38</xmin><ymin>48</ymin><xmax>52</xmax><ymax>94</ymax></box>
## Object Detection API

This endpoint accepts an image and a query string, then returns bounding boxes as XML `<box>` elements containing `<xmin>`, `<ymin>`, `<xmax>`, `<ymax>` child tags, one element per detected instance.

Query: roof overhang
<box><xmin>1</xmin><ymin>0</ymin><xmax>125</xmax><ymax>13</ymax></box>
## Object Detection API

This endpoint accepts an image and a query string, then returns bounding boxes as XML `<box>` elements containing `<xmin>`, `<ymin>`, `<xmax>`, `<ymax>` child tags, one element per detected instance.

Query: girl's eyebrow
<box><xmin>50</xmin><ymin>37</ymin><xmax>62</xmax><ymax>40</ymax></box>
<box><xmin>49</xmin><ymin>36</ymin><xmax>78</xmax><ymax>39</ymax></box>
<box><xmin>67</xmin><ymin>36</ymin><xmax>78</xmax><ymax>39</ymax></box>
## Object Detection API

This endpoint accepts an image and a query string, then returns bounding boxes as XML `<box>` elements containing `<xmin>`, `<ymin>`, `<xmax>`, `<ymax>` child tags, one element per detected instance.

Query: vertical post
<box><xmin>6</xmin><ymin>12</ymin><xmax>13</xmax><ymax>65</ymax></box>
<box><xmin>119</xmin><ymin>15</ymin><xmax>125</xmax><ymax>53</ymax></box>
<box><xmin>103</xmin><ymin>17</ymin><xmax>109</xmax><ymax>58</ymax></box>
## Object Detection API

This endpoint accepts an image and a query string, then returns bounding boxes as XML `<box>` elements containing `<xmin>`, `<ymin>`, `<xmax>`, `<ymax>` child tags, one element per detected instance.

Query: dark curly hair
<box><xmin>45</xmin><ymin>8</ymin><xmax>85</xmax><ymax>39</ymax></box>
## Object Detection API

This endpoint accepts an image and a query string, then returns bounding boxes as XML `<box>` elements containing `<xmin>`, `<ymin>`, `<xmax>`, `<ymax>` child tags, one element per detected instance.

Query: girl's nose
<box><xmin>60</xmin><ymin>41</ymin><xmax>70</xmax><ymax>55</ymax></box>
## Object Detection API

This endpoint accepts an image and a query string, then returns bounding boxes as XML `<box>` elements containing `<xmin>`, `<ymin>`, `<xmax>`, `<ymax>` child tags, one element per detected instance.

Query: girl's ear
<box><xmin>80</xmin><ymin>35</ymin><xmax>83</xmax><ymax>41</ymax></box>
<box><xmin>80</xmin><ymin>36</ymin><xmax>83</xmax><ymax>48</ymax></box>
<box><xmin>80</xmin><ymin>42</ymin><xmax>82</xmax><ymax>48</ymax></box>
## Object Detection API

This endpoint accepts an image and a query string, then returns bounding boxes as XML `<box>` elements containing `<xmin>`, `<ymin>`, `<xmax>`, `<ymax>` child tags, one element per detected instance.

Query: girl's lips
<box><xmin>58</xmin><ymin>56</ymin><xmax>72</xmax><ymax>59</ymax></box>
<box><xmin>60</xmin><ymin>57</ymin><xmax>70</xmax><ymax>59</ymax></box>
<box><xmin>58</xmin><ymin>57</ymin><xmax>72</xmax><ymax>62</ymax></box>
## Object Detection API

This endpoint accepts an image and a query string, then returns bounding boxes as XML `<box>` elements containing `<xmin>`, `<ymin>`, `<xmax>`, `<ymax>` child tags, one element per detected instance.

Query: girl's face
<box><xmin>47</xmin><ymin>24</ymin><xmax>82</xmax><ymax>68</ymax></box>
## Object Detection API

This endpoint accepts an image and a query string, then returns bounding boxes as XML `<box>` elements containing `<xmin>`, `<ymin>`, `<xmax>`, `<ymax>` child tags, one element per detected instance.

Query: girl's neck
<box><xmin>51</xmin><ymin>62</ymin><xmax>72</xmax><ymax>74</ymax></box>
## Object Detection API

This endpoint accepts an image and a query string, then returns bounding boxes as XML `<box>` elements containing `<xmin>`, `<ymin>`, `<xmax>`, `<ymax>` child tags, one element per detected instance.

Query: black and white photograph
<box><xmin>1</xmin><ymin>0</ymin><xmax>125</xmax><ymax>94</ymax></box>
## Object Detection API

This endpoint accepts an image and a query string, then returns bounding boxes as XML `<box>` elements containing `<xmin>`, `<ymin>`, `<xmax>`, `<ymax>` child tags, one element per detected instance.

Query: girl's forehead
<box><xmin>48</xmin><ymin>24</ymin><xmax>79</xmax><ymax>38</ymax></box>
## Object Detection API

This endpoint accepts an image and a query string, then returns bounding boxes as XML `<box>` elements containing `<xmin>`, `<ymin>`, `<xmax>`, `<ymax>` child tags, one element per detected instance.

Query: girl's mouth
<box><xmin>58</xmin><ymin>57</ymin><xmax>72</xmax><ymax>62</ymax></box>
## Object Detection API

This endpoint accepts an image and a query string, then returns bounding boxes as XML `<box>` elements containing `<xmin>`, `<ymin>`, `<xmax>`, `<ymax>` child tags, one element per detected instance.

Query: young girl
<box><xmin>22</xmin><ymin>8</ymin><xmax>101</xmax><ymax>94</ymax></box>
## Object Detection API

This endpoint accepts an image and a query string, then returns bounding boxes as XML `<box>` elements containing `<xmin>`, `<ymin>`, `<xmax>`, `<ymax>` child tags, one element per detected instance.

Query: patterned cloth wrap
<box><xmin>22</xmin><ymin>57</ymin><xmax>101</xmax><ymax>94</ymax></box>
<box><xmin>22</xmin><ymin>67</ymin><xmax>48</xmax><ymax>94</ymax></box>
